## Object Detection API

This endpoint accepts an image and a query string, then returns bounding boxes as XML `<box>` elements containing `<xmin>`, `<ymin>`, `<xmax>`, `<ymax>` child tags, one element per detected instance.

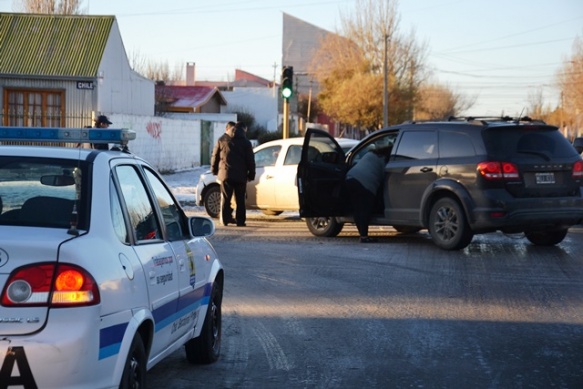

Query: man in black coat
<box><xmin>210</xmin><ymin>121</ymin><xmax>256</xmax><ymax>226</ymax></box>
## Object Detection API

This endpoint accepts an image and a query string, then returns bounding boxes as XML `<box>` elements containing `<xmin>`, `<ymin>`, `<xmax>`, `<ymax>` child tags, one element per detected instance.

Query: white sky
<box><xmin>2</xmin><ymin>0</ymin><xmax>582</xmax><ymax>116</ymax></box>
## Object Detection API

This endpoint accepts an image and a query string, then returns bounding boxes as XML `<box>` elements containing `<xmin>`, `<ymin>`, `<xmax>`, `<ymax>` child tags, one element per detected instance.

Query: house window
<box><xmin>3</xmin><ymin>89</ymin><xmax>65</xmax><ymax>127</ymax></box>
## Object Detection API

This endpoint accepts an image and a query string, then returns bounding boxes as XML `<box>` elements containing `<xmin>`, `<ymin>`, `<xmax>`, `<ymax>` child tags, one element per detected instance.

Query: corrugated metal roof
<box><xmin>0</xmin><ymin>12</ymin><xmax>114</xmax><ymax>78</ymax></box>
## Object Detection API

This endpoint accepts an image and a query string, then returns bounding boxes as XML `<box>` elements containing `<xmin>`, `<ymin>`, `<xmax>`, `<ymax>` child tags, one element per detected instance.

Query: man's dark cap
<box><xmin>96</xmin><ymin>115</ymin><xmax>112</xmax><ymax>125</ymax></box>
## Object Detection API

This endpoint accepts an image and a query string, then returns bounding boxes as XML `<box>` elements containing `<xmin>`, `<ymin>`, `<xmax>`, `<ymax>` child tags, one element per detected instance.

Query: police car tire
<box><xmin>119</xmin><ymin>334</ymin><xmax>147</xmax><ymax>389</ymax></box>
<box><xmin>203</xmin><ymin>185</ymin><xmax>221</xmax><ymax>218</ymax></box>
<box><xmin>185</xmin><ymin>280</ymin><xmax>223</xmax><ymax>364</ymax></box>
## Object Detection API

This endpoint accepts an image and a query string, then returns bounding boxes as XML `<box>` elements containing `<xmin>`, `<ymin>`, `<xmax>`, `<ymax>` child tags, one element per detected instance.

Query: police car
<box><xmin>0</xmin><ymin>127</ymin><xmax>224</xmax><ymax>388</ymax></box>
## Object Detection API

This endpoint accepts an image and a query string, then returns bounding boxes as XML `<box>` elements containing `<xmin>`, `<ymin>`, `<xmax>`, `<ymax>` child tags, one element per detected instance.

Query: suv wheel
<box><xmin>428</xmin><ymin>197</ymin><xmax>473</xmax><ymax>250</ymax></box>
<box><xmin>306</xmin><ymin>217</ymin><xmax>344</xmax><ymax>237</ymax></box>
<box><xmin>203</xmin><ymin>185</ymin><xmax>221</xmax><ymax>218</ymax></box>
<box><xmin>525</xmin><ymin>228</ymin><xmax>568</xmax><ymax>246</ymax></box>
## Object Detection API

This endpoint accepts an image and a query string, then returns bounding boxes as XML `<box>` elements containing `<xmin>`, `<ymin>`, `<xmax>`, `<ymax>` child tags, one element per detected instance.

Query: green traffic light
<box><xmin>282</xmin><ymin>87</ymin><xmax>292</xmax><ymax>99</ymax></box>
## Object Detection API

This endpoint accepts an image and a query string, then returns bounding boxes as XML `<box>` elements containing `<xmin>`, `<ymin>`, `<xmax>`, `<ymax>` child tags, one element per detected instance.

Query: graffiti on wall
<box><xmin>146</xmin><ymin>121</ymin><xmax>162</xmax><ymax>139</ymax></box>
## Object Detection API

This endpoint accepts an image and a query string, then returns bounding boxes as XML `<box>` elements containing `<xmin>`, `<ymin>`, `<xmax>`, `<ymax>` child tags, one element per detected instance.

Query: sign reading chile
<box><xmin>0</xmin><ymin>248</ymin><xmax>8</xmax><ymax>267</ymax></box>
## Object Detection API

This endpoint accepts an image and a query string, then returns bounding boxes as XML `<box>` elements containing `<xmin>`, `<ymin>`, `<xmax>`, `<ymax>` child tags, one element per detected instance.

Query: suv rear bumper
<box><xmin>470</xmin><ymin>190</ymin><xmax>583</xmax><ymax>232</ymax></box>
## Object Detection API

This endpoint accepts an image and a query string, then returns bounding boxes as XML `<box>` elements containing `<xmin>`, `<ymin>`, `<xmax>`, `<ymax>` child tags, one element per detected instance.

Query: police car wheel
<box><xmin>185</xmin><ymin>279</ymin><xmax>223</xmax><ymax>364</ymax></box>
<box><xmin>120</xmin><ymin>334</ymin><xmax>146</xmax><ymax>389</ymax></box>
<box><xmin>203</xmin><ymin>185</ymin><xmax>221</xmax><ymax>218</ymax></box>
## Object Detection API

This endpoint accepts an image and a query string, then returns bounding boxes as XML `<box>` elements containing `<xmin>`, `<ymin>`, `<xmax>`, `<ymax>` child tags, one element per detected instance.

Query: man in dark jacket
<box><xmin>210</xmin><ymin>121</ymin><xmax>255</xmax><ymax>226</ymax></box>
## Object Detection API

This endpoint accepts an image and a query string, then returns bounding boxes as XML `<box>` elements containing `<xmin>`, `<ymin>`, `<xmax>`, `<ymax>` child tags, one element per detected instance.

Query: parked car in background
<box><xmin>0</xmin><ymin>127</ymin><xmax>224</xmax><ymax>388</ymax></box>
<box><xmin>298</xmin><ymin>117</ymin><xmax>583</xmax><ymax>250</ymax></box>
<box><xmin>195</xmin><ymin>137</ymin><xmax>358</xmax><ymax>218</ymax></box>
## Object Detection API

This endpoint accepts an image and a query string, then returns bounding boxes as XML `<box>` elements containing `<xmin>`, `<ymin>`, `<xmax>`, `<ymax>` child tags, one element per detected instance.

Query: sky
<box><xmin>1</xmin><ymin>0</ymin><xmax>582</xmax><ymax>117</ymax></box>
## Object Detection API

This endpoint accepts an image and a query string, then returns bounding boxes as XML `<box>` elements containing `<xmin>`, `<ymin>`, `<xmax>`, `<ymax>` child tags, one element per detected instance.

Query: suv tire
<box><xmin>306</xmin><ymin>217</ymin><xmax>344</xmax><ymax>237</ymax></box>
<box><xmin>428</xmin><ymin>197</ymin><xmax>473</xmax><ymax>250</ymax></box>
<box><xmin>525</xmin><ymin>228</ymin><xmax>568</xmax><ymax>246</ymax></box>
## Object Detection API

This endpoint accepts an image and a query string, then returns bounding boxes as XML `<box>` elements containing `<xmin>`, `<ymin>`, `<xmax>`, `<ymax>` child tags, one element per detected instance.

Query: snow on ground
<box><xmin>162</xmin><ymin>166</ymin><xmax>208</xmax><ymax>213</ymax></box>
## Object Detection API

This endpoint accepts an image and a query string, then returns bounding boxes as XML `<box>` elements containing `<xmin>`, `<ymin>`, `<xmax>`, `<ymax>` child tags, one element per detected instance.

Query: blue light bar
<box><xmin>0</xmin><ymin>127</ymin><xmax>136</xmax><ymax>144</ymax></box>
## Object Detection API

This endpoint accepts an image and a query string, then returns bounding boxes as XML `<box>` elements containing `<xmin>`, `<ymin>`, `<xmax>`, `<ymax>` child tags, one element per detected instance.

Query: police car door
<box><xmin>142</xmin><ymin>167</ymin><xmax>208</xmax><ymax>340</ymax></box>
<box><xmin>114</xmin><ymin>164</ymin><xmax>180</xmax><ymax>356</ymax></box>
<box><xmin>297</xmin><ymin>129</ymin><xmax>349</xmax><ymax>217</ymax></box>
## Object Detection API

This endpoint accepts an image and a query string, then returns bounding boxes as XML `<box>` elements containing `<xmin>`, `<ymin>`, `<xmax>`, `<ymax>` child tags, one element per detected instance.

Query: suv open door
<box><xmin>297</xmin><ymin>129</ymin><xmax>349</xmax><ymax>218</ymax></box>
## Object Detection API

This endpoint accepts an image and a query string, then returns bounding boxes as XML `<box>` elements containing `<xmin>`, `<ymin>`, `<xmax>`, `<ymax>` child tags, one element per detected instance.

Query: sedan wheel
<box><xmin>203</xmin><ymin>185</ymin><xmax>221</xmax><ymax>218</ymax></box>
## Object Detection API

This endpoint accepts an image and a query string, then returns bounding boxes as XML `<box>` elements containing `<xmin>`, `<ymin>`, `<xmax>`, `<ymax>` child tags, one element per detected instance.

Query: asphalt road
<box><xmin>148</xmin><ymin>213</ymin><xmax>583</xmax><ymax>388</ymax></box>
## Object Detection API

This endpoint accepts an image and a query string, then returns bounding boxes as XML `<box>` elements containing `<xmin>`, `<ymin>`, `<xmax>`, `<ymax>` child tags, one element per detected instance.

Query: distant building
<box><xmin>155</xmin><ymin>85</ymin><xmax>227</xmax><ymax>114</ymax></box>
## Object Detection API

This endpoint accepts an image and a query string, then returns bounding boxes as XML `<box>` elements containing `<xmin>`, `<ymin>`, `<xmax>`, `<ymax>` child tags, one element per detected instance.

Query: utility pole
<box><xmin>383</xmin><ymin>34</ymin><xmax>389</xmax><ymax>128</ymax></box>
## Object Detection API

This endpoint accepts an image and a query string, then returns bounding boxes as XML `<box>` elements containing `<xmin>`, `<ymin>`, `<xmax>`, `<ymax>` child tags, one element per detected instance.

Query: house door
<box><xmin>200</xmin><ymin>121</ymin><xmax>212</xmax><ymax>165</ymax></box>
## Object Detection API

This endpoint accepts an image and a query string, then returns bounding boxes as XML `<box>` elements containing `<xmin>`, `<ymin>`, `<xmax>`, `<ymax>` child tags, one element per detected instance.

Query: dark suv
<box><xmin>297</xmin><ymin>117</ymin><xmax>583</xmax><ymax>250</ymax></box>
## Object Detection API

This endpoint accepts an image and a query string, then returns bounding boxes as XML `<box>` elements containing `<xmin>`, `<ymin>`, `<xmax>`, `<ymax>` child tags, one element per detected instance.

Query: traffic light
<box><xmin>281</xmin><ymin>66</ymin><xmax>293</xmax><ymax>99</ymax></box>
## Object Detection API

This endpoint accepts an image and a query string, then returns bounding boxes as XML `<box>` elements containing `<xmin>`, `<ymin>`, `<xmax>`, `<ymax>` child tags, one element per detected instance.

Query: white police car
<box><xmin>0</xmin><ymin>127</ymin><xmax>223</xmax><ymax>388</ymax></box>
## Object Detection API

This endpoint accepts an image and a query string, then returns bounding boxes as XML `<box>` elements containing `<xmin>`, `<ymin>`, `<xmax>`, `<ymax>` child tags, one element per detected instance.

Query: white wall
<box><xmin>109</xmin><ymin>114</ymin><xmax>237</xmax><ymax>172</ymax></box>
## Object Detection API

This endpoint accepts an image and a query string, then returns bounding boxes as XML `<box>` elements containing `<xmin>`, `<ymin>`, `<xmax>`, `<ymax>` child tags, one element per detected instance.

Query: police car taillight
<box><xmin>1</xmin><ymin>263</ymin><xmax>100</xmax><ymax>307</ymax></box>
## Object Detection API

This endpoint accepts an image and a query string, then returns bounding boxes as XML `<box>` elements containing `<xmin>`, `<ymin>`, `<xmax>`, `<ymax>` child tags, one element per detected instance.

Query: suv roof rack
<box><xmin>446</xmin><ymin>116</ymin><xmax>547</xmax><ymax>125</ymax></box>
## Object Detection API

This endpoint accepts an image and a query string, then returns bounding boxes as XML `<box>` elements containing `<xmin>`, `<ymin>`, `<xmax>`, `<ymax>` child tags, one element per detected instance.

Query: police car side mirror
<box><xmin>189</xmin><ymin>216</ymin><xmax>215</xmax><ymax>237</ymax></box>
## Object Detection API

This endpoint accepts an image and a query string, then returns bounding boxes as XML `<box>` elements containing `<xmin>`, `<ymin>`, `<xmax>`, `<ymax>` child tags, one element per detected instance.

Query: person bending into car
<box><xmin>211</xmin><ymin>121</ymin><xmax>256</xmax><ymax>226</ymax></box>
<box><xmin>344</xmin><ymin>146</ymin><xmax>390</xmax><ymax>243</ymax></box>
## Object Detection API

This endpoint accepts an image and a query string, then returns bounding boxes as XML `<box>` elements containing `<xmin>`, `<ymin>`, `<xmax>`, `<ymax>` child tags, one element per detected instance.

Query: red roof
<box><xmin>156</xmin><ymin>85</ymin><xmax>227</xmax><ymax>110</ymax></box>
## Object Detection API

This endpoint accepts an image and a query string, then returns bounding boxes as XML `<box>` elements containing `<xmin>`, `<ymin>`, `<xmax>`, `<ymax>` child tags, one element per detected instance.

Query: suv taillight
<box><xmin>477</xmin><ymin>161</ymin><xmax>520</xmax><ymax>180</ymax></box>
<box><xmin>573</xmin><ymin>160</ymin><xmax>583</xmax><ymax>179</ymax></box>
<box><xmin>1</xmin><ymin>263</ymin><xmax>100</xmax><ymax>307</ymax></box>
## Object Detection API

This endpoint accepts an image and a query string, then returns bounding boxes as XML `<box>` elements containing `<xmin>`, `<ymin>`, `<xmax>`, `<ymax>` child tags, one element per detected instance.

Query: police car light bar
<box><xmin>0</xmin><ymin>126</ymin><xmax>136</xmax><ymax>144</ymax></box>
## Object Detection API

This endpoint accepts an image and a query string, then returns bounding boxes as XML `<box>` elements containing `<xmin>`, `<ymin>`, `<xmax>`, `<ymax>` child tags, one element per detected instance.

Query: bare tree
<box><xmin>309</xmin><ymin>0</ymin><xmax>476</xmax><ymax>130</ymax></box>
<box><xmin>13</xmin><ymin>0</ymin><xmax>85</xmax><ymax>14</ymax></box>
<box><xmin>557</xmin><ymin>34</ymin><xmax>583</xmax><ymax>135</ymax></box>
<box><xmin>415</xmin><ymin>84</ymin><xmax>474</xmax><ymax>120</ymax></box>
<box><xmin>309</xmin><ymin>0</ymin><xmax>430</xmax><ymax>130</ymax></box>
<box><xmin>129</xmin><ymin>50</ymin><xmax>185</xmax><ymax>85</ymax></box>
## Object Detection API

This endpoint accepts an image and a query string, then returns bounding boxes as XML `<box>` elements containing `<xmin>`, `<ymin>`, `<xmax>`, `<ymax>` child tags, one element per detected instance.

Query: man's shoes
<box><xmin>359</xmin><ymin>237</ymin><xmax>378</xmax><ymax>243</ymax></box>
<box><xmin>236</xmin><ymin>223</ymin><xmax>246</xmax><ymax>227</ymax></box>
<box><xmin>222</xmin><ymin>218</ymin><xmax>237</xmax><ymax>226</ymax></box>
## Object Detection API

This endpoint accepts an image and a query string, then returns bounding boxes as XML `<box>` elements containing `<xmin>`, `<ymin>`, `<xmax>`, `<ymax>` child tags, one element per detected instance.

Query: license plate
<box><xmin>535</xmin><ymin>172</ymin><xmax>555</xmax><ymax>184</ymax></box>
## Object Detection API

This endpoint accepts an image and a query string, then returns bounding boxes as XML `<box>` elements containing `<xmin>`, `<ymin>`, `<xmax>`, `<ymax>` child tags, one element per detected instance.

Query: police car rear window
<box><xmin>0</xmin><ymin>157</ymin><xmax>87</xmax><ymax>229</ymax></box>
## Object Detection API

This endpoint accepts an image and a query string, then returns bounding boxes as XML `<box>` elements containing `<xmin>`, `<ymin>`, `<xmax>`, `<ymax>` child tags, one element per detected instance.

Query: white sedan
<box><xmin>195</xmin><ymin>137</ymin><xmax>358</xmax><ymax>218</ymax></box>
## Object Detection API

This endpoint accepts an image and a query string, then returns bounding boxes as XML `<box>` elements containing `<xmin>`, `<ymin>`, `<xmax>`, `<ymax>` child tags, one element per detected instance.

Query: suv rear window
<box><xmin>482</xmin><ymin>127</ymin><xmax>578</xmax><ymax>160</ymax></box>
